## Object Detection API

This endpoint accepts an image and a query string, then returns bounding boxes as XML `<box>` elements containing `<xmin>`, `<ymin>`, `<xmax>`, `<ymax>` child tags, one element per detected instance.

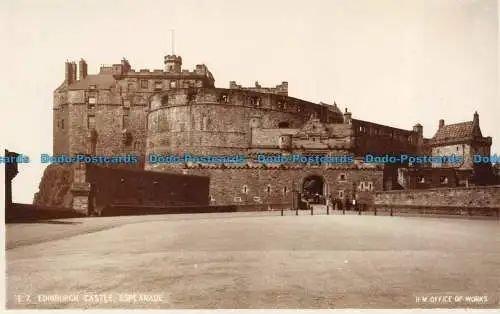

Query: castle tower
<box><xmin>164</xmin><ymin>55</ymin><xmax>182</xmax><ymax>73</ymax></box>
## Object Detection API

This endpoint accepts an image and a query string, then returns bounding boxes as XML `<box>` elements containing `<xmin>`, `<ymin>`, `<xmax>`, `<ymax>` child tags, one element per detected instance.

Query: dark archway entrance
<box><xmin>302</xmin><ymin>175</ymin><xmax>325</xmax><ymax>204</ymax></box>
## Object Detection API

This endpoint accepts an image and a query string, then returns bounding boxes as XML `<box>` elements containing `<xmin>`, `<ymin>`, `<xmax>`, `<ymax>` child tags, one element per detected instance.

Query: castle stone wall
<box><xmin>147</xmin><ymin>165</ymin><xmax>384</xmax><ymax>206</ymax></box>
<box><xmin>374</xmin><ymin>185</ymin><xmax>500</xmax><ymax>207</ymax></box>
<box><xmin>146</xmin><ymin>88</ymin><xmax>343</xmax><ymax>156</ymax></box>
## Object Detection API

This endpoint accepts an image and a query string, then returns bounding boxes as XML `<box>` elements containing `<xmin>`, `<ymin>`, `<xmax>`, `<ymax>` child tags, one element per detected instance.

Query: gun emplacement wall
<box><xmin>85</xmin><ymin>165</ymin><xmax>210</xmax><ymax>214</ymax></box>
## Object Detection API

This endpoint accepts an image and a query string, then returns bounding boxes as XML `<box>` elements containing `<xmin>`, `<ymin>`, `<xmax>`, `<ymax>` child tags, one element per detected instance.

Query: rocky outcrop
<box><xmin>33</xmin><ymin>164</ymin><xmax>74</xmax><ymax>208</ymax></box>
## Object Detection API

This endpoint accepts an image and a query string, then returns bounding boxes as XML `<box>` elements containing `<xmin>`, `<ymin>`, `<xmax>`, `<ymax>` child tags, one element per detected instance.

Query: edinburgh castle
<box><xmin>35</xmin><ymin>53</ymin><xmax>497</xmax><ymax>214</ymax></box>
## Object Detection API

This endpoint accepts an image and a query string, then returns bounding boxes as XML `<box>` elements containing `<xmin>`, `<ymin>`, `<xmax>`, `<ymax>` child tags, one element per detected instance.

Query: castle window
<box><xmin>155</xmin><ymin>81</ymin><xmax>162</xmax><ymax>90</ymax></box>
<box><xmin>88</xmin><ymin>97</ymin><xmax>96</xmax><ymax>109</ymax></box>
<box><xmin>161</xmin><ymin>95</ymin><xmax>169</xmax><ymax>105</ymax></box>
<box><xmin>338</xmin><ymin>173</ymin><xmax>346</xmax><ymax>181</ymax></box>
<box><xmin>220</xmin><ymin>93</ymin><xmax>229</xmax><ymax>103</ymax></box>
<box><xmin>339</xmin><ymin>190</ymin><xmax>344</xmax><ymax>198</ymax></box>
<box><xmin>61</xmin><ymin>119</ymin><xmax>64</xmax><ymax>129</ymax></box>
<box><xmin>277</xmin><ymin>99</ymin><xmax>285</xmax><ymax>109</ymax></box>
<box><xmin>283</xmin><ymin>186</ymin><xmax>287</xmax><ymax>195</ymax></box>
<box><xmin>440</xmin><ymin>176</ymin><xmax>448</xmax><ymax>184</ymax></box>
<box><xmin>133</xmin><ymin>141</ymin><xmax>141</xmax><ymax>150</ymax></box>
<box><xmin>250</xmin><ymin>96</ymin><xmax>260</xmax><ymax>106</ymax></box>
<box><xmin>266</xmin><ymin>184</ymin><xmax>271</xmax><ymax>194</ymax></box>
<box><xmin>278</xmin><ymin>122</ymin><xmax>290</xmax><ymax>128</ymax></box>
<box><xmin>87</xmin><ymin>115</ymin><xmax>96</xmax><ymax>129</ymax></box>
<box><xmin>202</xmin><ymin>116</ymin><xmax>210</xmax><ymax>130</ymax></box>
<box><xmin>242</xmin><ymin>185</ymin><xmax>248</xmax><ymax>194</ymax></box>
<box><xmin>233</xmin><ymin>196</ymin><xmax>242</xmax><ymax>203</ymax></box>
<box><xmin>187</xmin><ymin>89</ymin><xmax>196</xmax><ymax>102</ymax></box>
<box><xmin>417</xmin><ymin>176</ymin><xmax>425</xmax><ymax>183</ymax></box>
<box><xmin>122</xmin><ymin>115</ymin><xmax>129</xmax><ymax>129</ymax></box>
<box><xmin>456</xmin><ymin>146</ymin><xmax>459</xmax><ymax>151</ymax></box>
<box><xmin>368</xmin><ymin>182</ymin><xmax>373</xmax><ymax>191</ymax></box>
<box><xmin>140</xmin><ymin>80</ymin><xmax>148</xmax><ymax>89</ymax></box>
<box><xmin>170</xmin><ymin>81</ymin><xmax>176</xmax><ymax>89</ymax></box>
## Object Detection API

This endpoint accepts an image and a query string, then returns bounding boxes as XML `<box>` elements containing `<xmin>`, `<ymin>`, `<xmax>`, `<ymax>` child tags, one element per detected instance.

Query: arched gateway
<box><xmin>302</xmin><ymin>175</ymin><xmax>326</xmax><ymax>204</ymax></box>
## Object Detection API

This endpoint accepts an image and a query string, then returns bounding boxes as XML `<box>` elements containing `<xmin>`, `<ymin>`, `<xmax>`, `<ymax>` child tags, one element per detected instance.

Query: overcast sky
<box><xmin>1</xmin><ymin>0</ymin><xmax>498</xmax><ymax>204</ymax></box>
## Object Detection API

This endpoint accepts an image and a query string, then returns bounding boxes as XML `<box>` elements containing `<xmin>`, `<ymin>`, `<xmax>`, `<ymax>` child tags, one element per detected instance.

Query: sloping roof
<box><xmin>433</xmin><ymin>121</ymin><xmax>477</xmax><ymax>141</ymax></box>
<box><xmin>68</xmin><ymin>74</ymin><xmax>116</xmax><ymax>90</ymax></box>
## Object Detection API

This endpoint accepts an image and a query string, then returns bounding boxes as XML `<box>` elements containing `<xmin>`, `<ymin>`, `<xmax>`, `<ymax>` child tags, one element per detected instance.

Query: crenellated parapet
<box><xmin>229</xmin><ymin>80</ymin><xmax>288</xmax><ymax>96</ymax></box>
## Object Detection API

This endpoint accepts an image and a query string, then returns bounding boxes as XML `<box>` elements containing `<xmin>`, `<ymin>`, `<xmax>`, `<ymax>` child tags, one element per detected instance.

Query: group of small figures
<box><xmin>301</xmin><ymin>193</ymin><xmax>366</xmax><ymax>212</ymax></box>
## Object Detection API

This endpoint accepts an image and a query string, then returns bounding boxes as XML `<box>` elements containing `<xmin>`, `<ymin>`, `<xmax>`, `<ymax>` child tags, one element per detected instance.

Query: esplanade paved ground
<box><xmin>5</xmin><ymin>210</ymin><xmax>500</xmax><ymax>309</ymax></box>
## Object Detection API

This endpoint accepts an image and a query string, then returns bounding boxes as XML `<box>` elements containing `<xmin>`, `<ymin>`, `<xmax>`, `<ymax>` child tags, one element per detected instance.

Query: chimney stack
<box><xmin>473</xmin><ymin>111</ymin><xmax>479</xmax><ymax>126</ymax></box>
<box><xmin>79</xmin><ymin>59</ymin><xmax>88</xmax><ymax>80</ymax></box>
<box><xmin>65</xmin><ymin>61</ymin><xmax>75</xmax><ymax>85</ymax></box>
<box><xmin>71</xmin><ymin>62</ymin><xmax>77</xmax><ymax>83</ymax></box>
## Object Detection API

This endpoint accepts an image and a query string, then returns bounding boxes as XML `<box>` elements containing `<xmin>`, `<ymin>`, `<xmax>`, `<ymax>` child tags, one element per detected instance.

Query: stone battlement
<box><xmin>229</xmin><ymin>80</ymin><xmax>288</xmax><ymax>96</ymax></box>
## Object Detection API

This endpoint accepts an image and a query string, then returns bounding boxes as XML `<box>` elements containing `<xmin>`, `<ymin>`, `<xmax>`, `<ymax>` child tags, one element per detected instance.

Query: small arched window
<box><xmin>133</xmin><ymin>141</ymin><xmax>141</xmax><ymax>150</ymax></box>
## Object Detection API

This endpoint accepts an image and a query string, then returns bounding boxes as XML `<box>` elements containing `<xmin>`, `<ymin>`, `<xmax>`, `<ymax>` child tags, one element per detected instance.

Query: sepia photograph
<box><xmin>2</xmin><ymin>0</ymin><xmax>499</xmax><ymax>310</ymax></box>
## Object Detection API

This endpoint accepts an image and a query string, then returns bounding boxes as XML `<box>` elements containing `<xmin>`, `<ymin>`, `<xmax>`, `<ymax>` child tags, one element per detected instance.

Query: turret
<box><xmin>121</xmin><ymin>58</ymin><xmax>131</xmax><ymax>73</ymax></box>
<box><xmin>412</xmin><ymin>123</ymin><xmax>424</xmax><ymax>153</ymax></box>
<box><xmin>473</xmin><ymin>111</ymin><xmax>479</xmax><ymax>127</ymax></box>
<box><xmin>439</xmin><ymin>119</ymin><xmax>445</xmax><ymax>129</ymax></box>
<box><xmin>413</xmin><ymin>123</ymin><xmax>423</xmax><ymax>137</ymax></box>
<box><xmin>343</xmin><ymin>108</ymin><xmax>352</xmax><ymax>124</ymax></box>
<box><xmin>164</xmin><ymin>55</ymin><xmax>182</xmax><ymax>73</ymax></box>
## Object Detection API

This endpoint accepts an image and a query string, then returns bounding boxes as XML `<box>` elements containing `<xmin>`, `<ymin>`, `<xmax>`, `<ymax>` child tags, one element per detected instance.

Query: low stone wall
<box><xmin>372</xmin><ymin>185</ymin><xmax>500</xmax><ymax>218</ymax></box>
<box><xmin>100</xmin><ymin>203</ymin><xmax>291</xmax><ymax>217</ymax></box>
<box><xmin>6</xmin><ymin>203</ymin><xmax>86</xmax><ymax>223</ymax></box>
<box><xmin>374</xmin><ymin>185</ymin><xmax>500</xmax><ymax>207</ymax></box>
